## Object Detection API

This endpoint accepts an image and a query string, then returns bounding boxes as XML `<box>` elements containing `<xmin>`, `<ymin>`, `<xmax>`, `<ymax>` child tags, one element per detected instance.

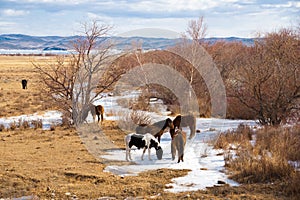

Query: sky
<box><xmin>0</xmin><ymin>0</ymin><xmax>299</xmax><ymax>38</ymax></box>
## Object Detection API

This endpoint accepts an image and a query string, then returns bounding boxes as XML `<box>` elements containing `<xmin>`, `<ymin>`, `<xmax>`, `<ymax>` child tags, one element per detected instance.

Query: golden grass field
<box><xmin>0</xmin><ymin>55</ymin><xmax>294</xmax><ymax>199</ymax></box>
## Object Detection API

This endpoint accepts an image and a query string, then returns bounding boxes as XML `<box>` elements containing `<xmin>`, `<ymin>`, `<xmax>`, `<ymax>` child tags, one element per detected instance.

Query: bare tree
<box><xmin>34</xmin><ymin>20</ymin><xmax>122</xmax><ymax>125</ymax></box>
<box><xmin>229</xmin><ymin>28</ymin><xmax>300</xmax><ymax>125</ymax></box>
<box><xmin>167</xmin><ymin>16</ymin><xmax>224</xmax><ymax>117</ymax></box>
<box><xmin>186</xmin><ymin>16</ymin><xmax>207</xmax><ymax>43</ymax></box>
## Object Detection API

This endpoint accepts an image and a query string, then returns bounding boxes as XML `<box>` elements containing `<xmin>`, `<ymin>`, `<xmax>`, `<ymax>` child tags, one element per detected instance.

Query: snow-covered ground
<box><xmin>101</xmin><ymin>118</ymin><xmax>257</xmax><ymax>192</ymax></box>
<box><xmin>0</xmin><ymin>110</ymin><xmax>62</xmax><ymax>130</ymax></box>
<box><xmin>95</xmin><ymin>92</ymin><xmax>258</xmax><ymax>193</ymax></box>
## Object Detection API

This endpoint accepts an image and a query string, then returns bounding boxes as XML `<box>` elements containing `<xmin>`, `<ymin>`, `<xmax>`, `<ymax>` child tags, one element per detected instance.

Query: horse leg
<box><xmin>141</xmin><ymin>147</ymin><xmax>147</xmax><ymax>160</ymax></box>
<box><xmin>148</xmin><ymin>148</ymin><xmax>152</xmax><ymax>161</ymax></box>
<box><xmin>171</xmin><ymin>140</ymin><xmax>176</xmax><ymax>160</ymax></box>
<box><xmin>177</xmin><ymin>146</ymin><xmax>182</xmax><ymax>163</ymax></box>
<box><xmin>100</xmin><ymin>113</ymin><xmax>104</xmax><ymax>124</ymax></box>
<box><xmin>178</xmin><ymin>137</ymin><xmax>184</xmax><ymax>163</ymax></box>
<box><xmin>126</xmin><ymin>147</ymin><xmax>129</xmax><ymax>161</ymax></box>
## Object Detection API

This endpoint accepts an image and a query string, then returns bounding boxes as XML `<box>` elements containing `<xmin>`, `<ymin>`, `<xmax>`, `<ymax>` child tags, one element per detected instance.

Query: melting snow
<box><xmin>0</xmin><ymin>110</ymin><xmax>62</xmax><ymax>130</ymax></box>
<box><xmin>101</xmin><ymin>118</ymin><xmax>257</xmax><ymax>192</ymax></box>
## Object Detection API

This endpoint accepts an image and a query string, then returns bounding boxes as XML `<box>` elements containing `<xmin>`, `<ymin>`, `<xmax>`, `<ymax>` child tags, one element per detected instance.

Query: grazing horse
<box><xmin>136</xmin><ymin>118</ymin><xmax>174</xmax><ymax>143</ymax></box>
<box><xmin>91</xmin><ymin>105</ymin><xmax>104</xmax><ymax>123</ymax></box>
<box><xmin>170</xmin><ymin>114</ymin><xmax>196</xmax><ymax>139</ymax></box>
<box><xmin>21</xmin><ymin>79</ymin><xmax>27</xmax><ymax>89</ymax></box>
<box><xmin>171</xmin><ymin>129</ymin><xmax>187</xmax><ymax>163</ymax></box>
<box><xmin>125</xmin><ymin>133</ymin><xmax>163</xmax><ymax>161</ymax></box>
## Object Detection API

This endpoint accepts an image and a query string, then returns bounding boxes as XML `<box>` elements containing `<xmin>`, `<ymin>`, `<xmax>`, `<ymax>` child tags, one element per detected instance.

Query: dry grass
<box><xmin>0</xmin><ymin>55</ymin><xmax>56</xmax><ymax>117</ymax></box>
<box><xmin>214</xmin><ymin>124</ymin><xmax>253</xmax><ymax>150</ymax></box>
<box><xmin>216</xmin><ymin>124</ymin><xmax>300</xmax><ymax>198</ymax></box>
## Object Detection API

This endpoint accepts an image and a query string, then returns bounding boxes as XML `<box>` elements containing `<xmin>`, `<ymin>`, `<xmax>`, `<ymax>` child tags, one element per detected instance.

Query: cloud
<box><xmin>262</xmin><ymin>1</ymin><xmax>300</xmax><ymax>8</ymax></box>
<box><xmin>5</xmin><ymin>0</ymin><xmax>94</xmax><ymax>4</ymax></box>
<box><xmin>2</xmin><ymin>9</ymin><xmax>29</xmax><ymax>16</ymax></box>
<box><xmin>0</xmin><ymin>0</ymin><xmax>298</xmax><ymax>37</ymax></box>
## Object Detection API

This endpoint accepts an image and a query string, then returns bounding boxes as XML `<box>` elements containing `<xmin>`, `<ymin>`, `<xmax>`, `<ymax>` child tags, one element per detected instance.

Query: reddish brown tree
<box><xmin>228</xmin><ymin>28</ymin><xmax>300</xmax><ymax>125</ymax></box>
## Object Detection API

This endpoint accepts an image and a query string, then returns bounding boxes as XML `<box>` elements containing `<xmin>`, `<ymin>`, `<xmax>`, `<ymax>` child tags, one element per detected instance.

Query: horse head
<box><xmin>166</xmin><ymin>118</ymin><xmax>174</xmax><ymax>129</ymax></box>
<box><xmin>156</xmin><ymin>146</ymin><xmax>163</xmax><ymax>160</ymax></box>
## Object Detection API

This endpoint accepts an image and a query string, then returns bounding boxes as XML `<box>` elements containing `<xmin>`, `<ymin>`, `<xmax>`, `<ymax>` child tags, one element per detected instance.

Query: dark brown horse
<box><xmin>170</xmin><ymin>114</ymin><xmax>196</xmax><ymax>139</ymax></box>
<box><xmin>136</xmin><ymin>118</ymin><xmax>174</xmax><ymax>143</ymax></box>
<box><xmin>21</xmin><ymin>79</ymin><xmax>27</xmax><ymax>89</ymax></box>
<box><xmin>91</xmin><ymin>105</ymin><xmax>104</xmax><ymax>123</ymax></box>
<box><xmin>171</xmin><ymin>128</ymin><xmax>187</xmax><ymax>163</ymax></box>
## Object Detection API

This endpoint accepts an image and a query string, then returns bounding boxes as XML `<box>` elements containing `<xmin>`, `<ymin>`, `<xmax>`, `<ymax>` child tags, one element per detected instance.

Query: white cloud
<box><xmin>6</xmin><ymin>0</ymin><xmax>95</xmax><ymax>5</ymax></box>
<box><xmin>262</xmin><ymin>1</ymin><xmax>300</xmax><ymax>8</ymax></box>
<box><xmin>2</xmin><ymin>9</ymin><xmax>29</xmax><ymax>16</ymax></box>
<box><xmin>0</xmin><ymin>0</ymin><xmax>298</xmax><ymax>37</ymax></box>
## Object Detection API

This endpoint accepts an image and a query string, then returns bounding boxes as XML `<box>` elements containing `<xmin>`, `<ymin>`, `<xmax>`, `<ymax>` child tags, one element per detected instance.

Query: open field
<box><xmin>0</xmin><ymin>55</ymin><xmax>56</xmax><ymax>117</ymax></box>
<box><xmin>0</xmin><ymin>56</ymin><xmax>297</xmax><ymax>199</ymax></box>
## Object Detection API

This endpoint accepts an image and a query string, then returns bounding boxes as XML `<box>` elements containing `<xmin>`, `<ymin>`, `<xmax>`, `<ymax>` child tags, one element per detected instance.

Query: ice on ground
<box><xmin>101</xmin><ymin>117</ymin><xmax>257</xmax><ymax>192</ymax></box>
<box><xmin>0</xmin><ymin>110</ymin><xmax>62</xmax><ymax>130</ymax></box>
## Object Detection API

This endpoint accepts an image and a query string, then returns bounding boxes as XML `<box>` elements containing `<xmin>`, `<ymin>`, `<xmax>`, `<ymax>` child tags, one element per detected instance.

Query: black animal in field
<box><xmin>21</xmin><ymin>79</ymin><xmax>27</xmax><ymax>89</ymax></box>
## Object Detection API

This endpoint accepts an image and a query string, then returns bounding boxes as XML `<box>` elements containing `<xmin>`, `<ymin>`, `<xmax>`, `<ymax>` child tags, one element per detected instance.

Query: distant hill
<box><xmin>0</xmin><ymin>34</ymin><xmax>254</xmax><ymax>51</ymax></box>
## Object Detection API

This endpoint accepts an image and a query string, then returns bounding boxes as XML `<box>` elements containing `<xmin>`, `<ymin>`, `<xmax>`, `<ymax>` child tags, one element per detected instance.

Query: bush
<box><xmin>31</xmin><ymin>119</ymin><xmax>43</xmax><ymax>129</ymax></box>
<box><xmin>9</xmin><ymin>121</ymin><xmax>18</xmax><ymax>131</ymax></box>
<box><xmin>118</xmin><ymin>110</ymin><xmax>152</xmax><ymax>132</ymax></box>
<box><xmin>19</xmin><ymin>119</ymin><xmax>30</xmax><ymax>130</ymax></box>
<box><xmin>214</xmin><ymin>124</ymin><xmax>253</xmax><ymax>149</ymax></box>
<box><xmin>0</xmin><ymin>124</ymin><xmax>6</xmax><ymax>132</ymax></box>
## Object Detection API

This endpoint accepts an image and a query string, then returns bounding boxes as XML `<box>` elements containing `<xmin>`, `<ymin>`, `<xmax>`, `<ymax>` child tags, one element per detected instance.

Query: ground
<box><xmin>0</xmin><ymin>56</ymin><xmax>295</xmax><ymax>199</ymax></box>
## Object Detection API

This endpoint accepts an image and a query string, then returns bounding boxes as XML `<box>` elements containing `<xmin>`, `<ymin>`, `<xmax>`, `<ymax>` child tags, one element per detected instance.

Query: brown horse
<box><xmin>170</xmin><ymin>114</ymin><xmax>196</xmax><ymax>139</ymax></box>
<box><xmin>136</xmin><ymin>118</ymin><xmax>174</xmax><ymax>143</ymax></box>
<box><xmin>171</xmin><ymin>129</ymin><xmax>187</xmax><ymax>163</ymax></box>
<box><xmin>91</xmin><ymin>105</ymin><xmax>104</xmax><ymax>123</ymax></box>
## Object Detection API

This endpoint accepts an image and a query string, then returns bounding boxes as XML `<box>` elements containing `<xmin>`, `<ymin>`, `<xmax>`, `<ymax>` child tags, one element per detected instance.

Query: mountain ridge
<box><xmin>0</xmin><ymin>34</ymin><xmax>255</xmax><ymax>50</ymax></box>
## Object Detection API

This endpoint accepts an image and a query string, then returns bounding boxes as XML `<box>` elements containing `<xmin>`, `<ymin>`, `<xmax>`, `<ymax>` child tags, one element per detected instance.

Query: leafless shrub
<box><xmin>50</xmin><ymin>124</ymin><xmax>56</xmax><ymax>131</ymax></box>
<box><xmin>130</xmin><ymin>110</ymin><xmax>152</xmax><ymax>125</ymax></box>
<box><xmin>227</xmin><ymin>28</ymin><xmax>300</xmax><ymax>125</ymax></box>
<box><xmin>19</xmin><ymin>119</ymin><xmax>30</xmax><ymax>130</ymax></box>
<box><xmin>31</xmin><ymin>119</ymin><xmax>43</xmax><ymax>129</ymax></box>
<box><xmin>9</xmin><ymin>121</ymin><xmax>17</xmax><ymax>131</ymax></box>
<box><xmin>131</xmin><ymin>96</ymin><xmax>150</xmax><ymax>111</ymax></box>
<box><xmin>118</xmin><ymin>110</ymin><xmax>152</xmax><ymax>131</ymax></box>
<box><xmin>214</xmin><ymin>124</ymin><xmax>253</xmax><ymax>149</ymax></box>
<box><xmin>0</xmin><ymin>124</ymin><xmax>6</xmax><ymax>132</ymax></box>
